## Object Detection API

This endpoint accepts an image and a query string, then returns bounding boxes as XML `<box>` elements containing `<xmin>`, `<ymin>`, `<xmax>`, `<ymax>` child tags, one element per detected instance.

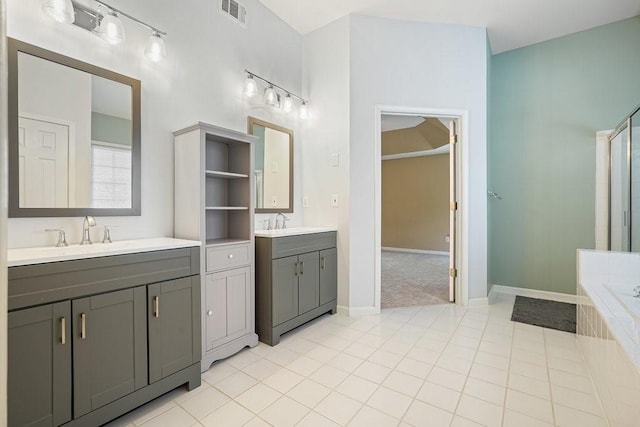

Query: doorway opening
<box><xmin>374</xmin><ymin>107</ymin><xmax>463</xmax><ymax>310</ymax></box>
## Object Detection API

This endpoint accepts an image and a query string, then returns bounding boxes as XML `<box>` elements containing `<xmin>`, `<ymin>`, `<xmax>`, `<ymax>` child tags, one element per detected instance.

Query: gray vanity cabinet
<box><xmin>319</xmin><ymin>248</ymin><xmax>338</xmax><ymax>305</ymax></box>
<box><xmin>256</xmin><ymin>232</ymin><xmax>337</xmax><ymax>345</ymax></box>
<box><xmin>148</xmin><ymin>277</ymin><xmax>201</xmax><ymax>383</ymax></box>
<box><xmin>73</xmin><ymin>287</ymin><xmax>148</xmax><ymax>418</ymax></box>
<box><xmin>8</xmin><ymin>302</ymin><xmax>72</xmax><ymax>427</ymax></box>
<box><xmin>8</xmin><ymin>247</ymin><xmax>201</xmax><ymax>427</ymax></box>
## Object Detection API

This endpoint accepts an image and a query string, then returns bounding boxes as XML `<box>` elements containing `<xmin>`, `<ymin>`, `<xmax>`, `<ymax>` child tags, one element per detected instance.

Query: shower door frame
<box><xmin>608</xmin><ymin>104</ymin><xmax>640</xmax><ymax>251</ymax></box>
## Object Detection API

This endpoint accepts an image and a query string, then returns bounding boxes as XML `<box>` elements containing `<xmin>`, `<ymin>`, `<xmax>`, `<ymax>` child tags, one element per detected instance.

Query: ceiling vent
<box><xmin>221</xmin><ymin>0</ymin><xmax>247</xmax><ymax>27</ymax></box>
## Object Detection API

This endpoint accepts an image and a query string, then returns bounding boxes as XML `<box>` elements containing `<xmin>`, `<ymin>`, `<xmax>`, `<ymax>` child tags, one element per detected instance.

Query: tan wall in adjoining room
<box><xmin>382</xmin><ymin>154</ymin><xmax>449</xmax><ymax>252</ymax></box>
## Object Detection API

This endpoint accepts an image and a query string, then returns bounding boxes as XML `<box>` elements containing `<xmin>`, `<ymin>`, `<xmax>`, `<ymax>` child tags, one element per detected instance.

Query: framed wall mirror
<box><xmin>248</xmin><ymin>117</ymin><xmax>293</xmax><ymax>213</ymax></box>
<box><xmin>8</xmin><ymin>38</ymin><xmax>141</xmax><ymax>217</ymax></box>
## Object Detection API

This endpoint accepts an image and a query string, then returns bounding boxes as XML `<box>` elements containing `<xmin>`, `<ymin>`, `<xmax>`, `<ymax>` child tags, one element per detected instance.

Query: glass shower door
<box><xmin>631</xmin><ymin>111</ymin><xmax>640</xmax><ymax>251</ymax></box>
<box><xmin>610</xmin><ymin>127</ymin><xmax>629</xmax><ymax>251</ymax></box>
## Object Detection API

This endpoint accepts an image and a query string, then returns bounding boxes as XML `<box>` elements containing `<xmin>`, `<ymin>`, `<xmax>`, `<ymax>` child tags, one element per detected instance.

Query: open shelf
<box><xmin>205</xmin><ymin>170</ymin><xmax>249</xmax><ymax>179</ymax></box>
<box><xmin>205</xmin><ymin>238</ymin><xmax>252</xmax><ymax>247</ymax></box>
<box><xmin>205</xmin><ymin>206</ymin><xmax>248</xmax><ymax>211</ymax></box>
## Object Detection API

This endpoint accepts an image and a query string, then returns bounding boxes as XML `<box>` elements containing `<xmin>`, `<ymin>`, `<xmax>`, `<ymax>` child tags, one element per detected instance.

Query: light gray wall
<box><xmin>6</xmin><ymin>0</ymin><xmax>303</xmax><ymax>247</ymax></box>
<box><xmin>348</xmin><ymin>16</ymin><xmax>488</xmax><ymax>305</ymax></box>
<box><xmin>302</xmin><ymin>16</ymin><xmax>351</xmax><ymax>309</ymax></box>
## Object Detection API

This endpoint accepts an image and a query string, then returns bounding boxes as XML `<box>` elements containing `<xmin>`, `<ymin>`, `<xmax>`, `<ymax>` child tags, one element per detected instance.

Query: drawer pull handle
<box><xmin>61</xmin><ymin>317</ymin><xmax>66</xmax><ymax>345</ymax></box>
<box><xmin>228</xmin><ymin>253</ymin><xmax>234</xmax><ymax>259</ymax></box>
<box><xmin>154</xmin><ymin>296</ymin><xmax>160</xmax><ymax>318</ymax></box>
<box><xmin>207</xmin><ymin>310</ymin><xmax>213</xmax><ymax>316</ymax></box>
<box><xmin>294</xmin><ymin>261</ymin><xmax>298</xmax><ymax>277</ymax></box>
<box><xmin>321</xmin><ymin>256</ymin><xmax>325</xmax><ymax>269</ymax></box>
<box><xmin>80</xmin><ymin>313</ymin><xmax>86</xmax><ymax>339</ymax></box>
<box><xmin>300</xmin><ymin>261</ymin><xmax>304</xmax><ymax>275</ymax></box>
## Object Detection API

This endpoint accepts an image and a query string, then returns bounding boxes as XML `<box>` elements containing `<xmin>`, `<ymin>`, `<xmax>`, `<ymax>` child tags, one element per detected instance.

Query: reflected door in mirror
<box><xmin>248</xmin><ymin>117</ymin><xmax>293</xmax><ymax>213</ymax></box>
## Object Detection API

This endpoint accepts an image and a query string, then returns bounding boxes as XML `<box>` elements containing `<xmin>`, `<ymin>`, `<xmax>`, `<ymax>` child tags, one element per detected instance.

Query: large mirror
<box><xmin>8</xmin><ymin>38</ymin><xmax>141</xmax><ymax>217</ymax></box>
<box><xmin>248</xmin><ymin>117</ymin><xmax>293</xmax><ymax>213</ymax></box>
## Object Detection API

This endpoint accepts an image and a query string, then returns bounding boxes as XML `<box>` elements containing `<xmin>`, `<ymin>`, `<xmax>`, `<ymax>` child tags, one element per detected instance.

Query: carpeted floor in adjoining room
<box><xmin>381</xmin><ymin>250</ymin><xmax>449</xmax><ymax>309</ymax></box>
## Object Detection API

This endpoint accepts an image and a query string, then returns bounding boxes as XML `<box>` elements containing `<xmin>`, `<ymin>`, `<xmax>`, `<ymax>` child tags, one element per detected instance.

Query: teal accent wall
<box><xmin>489</xmin><ymin>16</ymin><xmax>640</xmax><ymax>295</ymax></box>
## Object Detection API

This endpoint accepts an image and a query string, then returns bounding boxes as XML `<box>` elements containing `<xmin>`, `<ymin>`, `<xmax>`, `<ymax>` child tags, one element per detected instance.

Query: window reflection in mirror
<box><xmin>248</xmin><ymin>117</ymin><xmax>293</xmax><ymax>213</ymax></box>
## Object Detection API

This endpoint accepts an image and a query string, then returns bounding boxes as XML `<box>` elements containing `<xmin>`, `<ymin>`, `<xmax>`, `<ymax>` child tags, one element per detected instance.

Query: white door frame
<box><xmin>374</xmin><ymin>105</ymin><xmax>470</xmax><ymax>310</ymax></box>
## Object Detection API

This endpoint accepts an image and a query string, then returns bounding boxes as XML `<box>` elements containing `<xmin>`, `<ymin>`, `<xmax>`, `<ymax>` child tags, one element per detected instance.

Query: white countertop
<box><xmin>8</xmin><ymin>237</ymin><xmax>201</xmax><ymax>267</ymax></box>
<box><xmin>254</xmin><ymin>226</ymin><xmax>337</xmax><ymax>238</ymax></box>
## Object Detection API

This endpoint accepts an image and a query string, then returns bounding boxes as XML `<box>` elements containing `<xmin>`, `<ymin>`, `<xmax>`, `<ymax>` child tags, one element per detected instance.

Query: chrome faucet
<box><xmin>81</xmin><ymin>216</ymin><xmax>96</xmax><ymax>245</ymax></box>
<box><xmin>45</xmin><ymin>228</ymin><xmax>68</xmax><ymax>247</ymax></box>
<box><xmin>275</xmin><ymin>212</ymin><xmax>289</xmax><ymax>229</ymax></box>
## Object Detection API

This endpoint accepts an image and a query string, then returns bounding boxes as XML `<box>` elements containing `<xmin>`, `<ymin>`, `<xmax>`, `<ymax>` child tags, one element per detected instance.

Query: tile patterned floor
<box><xmin>106</xmin><ymin>295</ymin><xmax>608</xmax><ymax>426</ymax></box>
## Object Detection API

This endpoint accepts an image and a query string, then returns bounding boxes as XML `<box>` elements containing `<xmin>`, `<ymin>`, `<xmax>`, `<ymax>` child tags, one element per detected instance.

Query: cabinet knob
<box><xmin>207</xmin><ymin>310</ymin><xmax>213</xmax><ymax>316</ymax></box>
<box><xmin>228</xmin><ymin>253</ymin><xmax>234</xmax><ymax>259</ymax></box>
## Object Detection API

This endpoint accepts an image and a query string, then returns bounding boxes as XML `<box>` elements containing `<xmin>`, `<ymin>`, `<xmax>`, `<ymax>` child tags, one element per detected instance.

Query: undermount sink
<box><xmin>254</xmin><ymin>226</ymin><xmax>337</xmax><ymax>238</ymax></box>
<box><xmin>8</xmin><ymin>237</ymin><xmax>201</xmax><ymax>267</ymax></box>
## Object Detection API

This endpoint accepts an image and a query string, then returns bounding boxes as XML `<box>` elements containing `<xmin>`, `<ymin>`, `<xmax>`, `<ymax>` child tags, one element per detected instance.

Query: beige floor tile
<box><xmin>505</xmin><ymin>389</ymin><xmax>553</xmax><ymax>424</ymax></box>
<box><xmin>213</xmin><ymin>370</ymin><xmax>258</xmax><ymax>398</ymax></box>
<box><xmin>368</xmin><ymin>349</ymin><xmax>404</xmax><ymax>368</ymax></box>
<box><xmin>263</xmin><ymin>367</ymin><xmax>305</xmax><ymax>393</ymax></box>
<box><xmin>309</xmin><ymin>364</ymin><xmax>350</xmax><ymax>388</ymax></box>
<box><xmin>455</xmin><ymin>394</ymin><xmax>503</xmax><ymax>427</ymax></box>
<box><xmin>200</xmin><ymin>401</ymin><xmax>253</xmax><ymax>427</ymax></box>
<box><xmin>553</xmin><ymin>404</ymin><xmax>607</xmax><ymax>427</ymax></box>
<box><xmin>201</xmin><ymin>362</ymin><xmax>238</xmax><ymax>385</ymax></box>
<box><xmin>315</xmin><ymin>391</ymin><xmax>363</xmax><ymax>425</ymax></box>
<box><xmin>402</xmin><ymin>400</ymin><xmax>453</xmax><ymax>427</ymax></box>
<box><xmin>241</xmin><ymin>358</ymin><xmax>281</xmax><ymax>381</ymax></box>
<box><xmin>353</xmin><ymin>360</ymin><xmax>392</xmax><ymax>384</ymax></box>
<box><xmin>468</xmin><ymin>362</ymin><xmax>508</xmax><ymax>386</ymax></box>
<box><xmin>508</xmin><ymin>372</ymin><xmax>551</xmax><ymax>400</ymax></box>
<box><xmin>286</xmin><ymin>355</ymin><xmax>323</xmax><ymax>377</ymax></box>
<box><xmin>259</xmin><ymin>396</ymin><xmax>309</xmax><ymax>427</ymax></box>
<box><xmin>416</xmin><ymin>380</ymin><xmax>461</xmax><ymax>413</ymax></box>
<box><xmin>327</xmin><ymin>352</ymin><xmax>365</xmax><ymax>373</ymax></box>
<box><xmin>550</xmin><ymin>384</ymin><xmax>603</xmax><ymax>416</ymax></box>
<box><xmin>428</xmin><ymin>366</ymin><xmax>467</xmax><ymax>392</ymax></box>
<box><xmin>335</xmin><ymin>375</ymin><xmax>379</xmax><ymax>402</ymax></box>
<box><xmin>382</xmin><ymin>370</ymin><xmax>423</xmax><ymax>397</ymax></box>
<box><xmin>366</xmin><ymin>386</ymin><xmax>412</xmax><ymax>419</ymax></box>
<box><xmin>177</xmin><ymin>386</ymin><xmax>229</xmax><ymax>420</ymax></box>
<box><xmin>287</xmin><ymin>378</ymin><xmax>332</xmax><ymax>408</ymax></box>
<box><xmin>503</xmin><ymin>409</ymin><xmax>552</xmax><ymax>426</ymax></box>
<box><xmin>463</xmin><ymin>377</ymin><xmax>505</xmax><ymax>406</ymax></box>
<box><xmin>450</xmin><ymin>415</ymin><xmax>484</xmax><ymax>427</ymax></box>
<box><xmin>235</xmin><ymin>383</ymin><xmax>281</xmax><ymax>413</ymax></box>
<box><xmin>297</xmin><ymin>411</ymin><xmax>342</xmax><ymax>427</ymax></box>
<box><xmin>347</xmin><ymin>406</ymin><xmax>400</xmax><ymax>427</ymax></box>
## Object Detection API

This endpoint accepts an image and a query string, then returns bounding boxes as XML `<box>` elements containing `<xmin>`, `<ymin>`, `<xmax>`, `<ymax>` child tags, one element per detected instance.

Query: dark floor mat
<box><xmin>511</xmin><ymin>296</ymin><xmax>576</xmax><ymax>333</ymax></box>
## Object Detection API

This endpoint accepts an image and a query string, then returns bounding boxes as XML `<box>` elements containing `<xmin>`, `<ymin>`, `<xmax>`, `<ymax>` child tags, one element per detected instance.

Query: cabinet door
<box><xmin>149</xmin><ymin>277</ymin><xmax>200</xmax><ymax>383</ymax></box>
<box><xmin>8</xmin><ymin>302</ymin><xmax>71</xmax><ymax>427</ymax></box>
<box><xmin>73</xmin><ymin>287</ymin><xmax>147</xmax><ymax>418</ymax></box>
<box><xmin>205</xmin><ymin>267</ymin><xmax>251</xmax><ymax>350</ymax></box>
<box><xmin>272</xmin><ymin>256</ymin><xmax>299</xmax><ymax>326</ymax></box>
<box><xmin>319</xmin><ymin>248</ymin><xmax>338</xmax><ymax>305</ymax></box>
<box><xmin>298</xmin><ymin>251</ymin><xmax>320</xmax><ymax>315</ymax></box>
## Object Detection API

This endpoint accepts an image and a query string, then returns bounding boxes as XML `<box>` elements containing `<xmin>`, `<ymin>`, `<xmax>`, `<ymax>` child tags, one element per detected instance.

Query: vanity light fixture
<box><xmin>42</xmin><ymin>0</ymin><xmax>167</xmax><ymax>61</ymax></box>
<box><xmin>144</xmin><ymin>32</ymin><xmax>167</xmax><ymax>62</ymax></box>
<box><xmin>299</xmin><ymin>101</ymin><xmax>309</xmax><ymax>119</ymax></box>
<box><xmin>282</xmin><ymin>94</ymin><xmax>294</xmax><ymax>113</ymax></box>
<box><xmin>263</xmin><ymin>85</ymin><xmax>278</xmax><ymax>106</ymax></box>
<box><xmin>244</xmin><ymin>69</ymin><xmax>310</xmax><ymax>119</ymax></box>
<box><xmin>97</xmin><ymin>10</ymin><xmax>125</xmax><ymax>45</ymax></box>
<box><xmin>42</xmin><ymin>0</ymin><xmax>75</xmax><ymax>24</ymax></box>
<box><xmin>243</xmin><ymin>74</ymin><xmax>258</xmax><ymax>97</ymax></box>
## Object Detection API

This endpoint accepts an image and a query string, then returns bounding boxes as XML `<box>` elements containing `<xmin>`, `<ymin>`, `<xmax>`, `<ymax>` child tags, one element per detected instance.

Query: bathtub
<box><xmin>577</xmin><ymin>249</ymin><xmax>640</xmax><ymax>426</ymax></box>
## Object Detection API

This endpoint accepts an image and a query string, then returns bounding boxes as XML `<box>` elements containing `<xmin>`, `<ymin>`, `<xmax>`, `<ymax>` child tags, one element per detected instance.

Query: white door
<box><xmin>449</xmin><ymin>120</ymin><xmax>458</xmax><ymax>302</ymax></box>
<box><xmin>18</xmin><ymin>117</ymin><xmax>69</xmax><ymax>208</ymax></box>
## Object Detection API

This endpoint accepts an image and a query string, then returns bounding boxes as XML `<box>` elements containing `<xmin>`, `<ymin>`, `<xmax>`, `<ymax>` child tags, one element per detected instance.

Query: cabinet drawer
<box><xmin>206</xmin><ymin>244</ymin><xmax>250</xmax><ymax>272</ymax></box>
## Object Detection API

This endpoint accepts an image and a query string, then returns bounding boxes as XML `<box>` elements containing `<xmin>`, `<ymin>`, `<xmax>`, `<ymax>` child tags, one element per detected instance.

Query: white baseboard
<box><xmin>382</xmin><ymin>247</ymin><xmax>449</xmax><ymax>256</ymax></box>
<box><xmin>489</xmin><ymin>284</ymin><xmax>577</xmax><ymax>304</ymax></box>
<box><xmin>337</xmin><ymin>305</ymin><xmax>380</xmax><ymax>317</ymax></box>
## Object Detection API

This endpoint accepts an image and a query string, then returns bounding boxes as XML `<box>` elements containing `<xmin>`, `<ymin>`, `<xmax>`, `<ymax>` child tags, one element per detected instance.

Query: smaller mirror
<box><xmin>248</xmin><ymin>117</ymin><xmax>293</xmax><ymax>213</ymax></box>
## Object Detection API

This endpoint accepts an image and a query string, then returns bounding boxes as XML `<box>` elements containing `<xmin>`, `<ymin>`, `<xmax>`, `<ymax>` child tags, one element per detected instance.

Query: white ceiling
<box><xmin>381</xmin><ymin>115</ymin><xmax>425</xmax><ymax>132</ymax></box>
<box><xmin>257</xmin><ymin>0</ymin><xmax>640</xmax><ymax>53</ymax></box>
